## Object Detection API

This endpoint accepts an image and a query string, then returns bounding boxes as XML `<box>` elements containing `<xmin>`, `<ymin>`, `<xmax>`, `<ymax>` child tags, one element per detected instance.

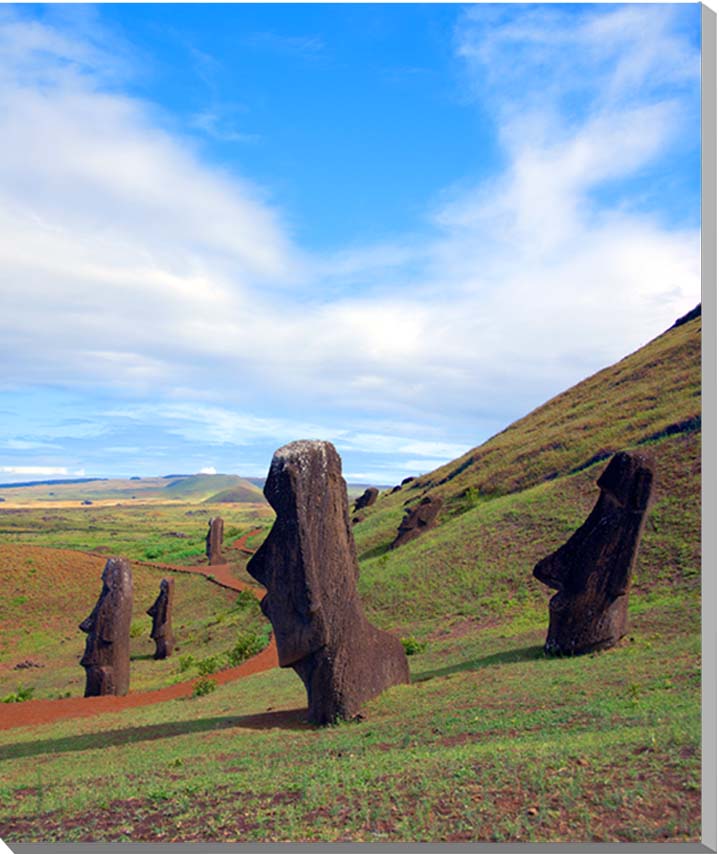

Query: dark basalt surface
<box><xmin>79</xmin><ymin>557</ymin><xmax>133</xmax><ymax>696</ymax></box>
<box><xmin>353</xmin><ymin>487</ymin><xmax>379</xmax><ymax>513</ymax></box>
<box><xmin>533</xmin><ymin>450</ymin><xmax>655</xmax><ymax>655</ymax></box>
<box><xmin>147</xmin><ymin>578</ymin><xmax>175</xmax><ymax>660</ymax></box>
<box><xmin>391</xmin><ymin>495</ymin><xmax>443</xmax><ymax>549</ymax></box>
<box><xmin>206</xmin><ymin>517</ymin><xmax>224</xmax><ymax>565</ymax></box>
<box><xmin>247</xmin><ymin>440</ymin><xmax>409</xmax><ymax>724</ymax></box>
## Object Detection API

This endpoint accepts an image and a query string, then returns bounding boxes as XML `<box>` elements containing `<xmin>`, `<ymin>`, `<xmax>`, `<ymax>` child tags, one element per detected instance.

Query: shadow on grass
<box><xmin>412</xmin><ymin>644</ymin><xmax>546</xmax><ymax>683</ymax></box>
<box><xmin>0</xmin><ymin>708</ymin><xmax>308</xmax><ymax>761</ymax></box>
<box><xmin>358</xmin><ymin>543</ymin><xmax>391</xmax><ymax>562</ymax></box>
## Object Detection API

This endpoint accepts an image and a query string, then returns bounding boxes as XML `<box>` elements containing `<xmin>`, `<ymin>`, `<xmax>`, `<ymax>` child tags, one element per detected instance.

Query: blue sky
<box><xmin>0</xmin><ymin>3</ymin><xmax>701</xmax><ymax>484</ymax></box>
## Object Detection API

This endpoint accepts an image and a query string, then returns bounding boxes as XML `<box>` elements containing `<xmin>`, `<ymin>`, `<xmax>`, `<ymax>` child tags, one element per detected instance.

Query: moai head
<box><xmin>79</xmin><ymin>557</ymin><xmax>133</xmax><ymax>696</ymax></box>
<box><xmin>391</xmin><ymin>495</ymin><xmax>443</xmax><ymax>549</ymax></box>
<box><xmin>206</xmin><ymin>517</ymin><xmax>224</xmax><ymax>565</ymax></box>
<box><xmin>533</xmin><ymin>451</ymin><xmax>655</xmax><ymax>655</ymax></box>
<box><xmin>353</xmin><ymin>487</ymin><xmax>379</xmax><ymax>514</ymax></box>
<box><xmin>247</xmin><ymin>440</ymin><xmax>409</xmax><ymax>723</ymax></box>
<box><xmin>146</xmin><ymin>577</ymin><xmax>175</xmax><ymax>660</ymax></box>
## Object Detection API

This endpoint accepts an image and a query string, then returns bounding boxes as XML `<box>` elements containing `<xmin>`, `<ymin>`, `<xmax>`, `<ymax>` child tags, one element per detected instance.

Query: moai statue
<box><xmin>247</xmin><ymin>440</ymin><xmax>410</xmax><ymax>724</ymax></box>
<box><xmin>353</xmin><ymin>487</ymin><xmax>379</xmax><ymax>514</ymax></box>
<box><xmin>206</xmin><ymin>516</ymin><xmax>224</xmax><ymax>565</ymax></box>
<box><xmin>533</xmin><ymin>451</ymin><xmax>655</xmax><ymax>655</ymax></box>
<box><xmin>146</xmin><ymin>578</ymin><xmax>175</xmax><ymax>660</ymax></box>
<box><xmin>391</xmin><ymin>495</ymin><xmax>443</xmax><ymax>549</ymax></box>
<box><xmin>79</xmin><ymin>557</ymin><xmax>133</xmax><ymax>696</ymax></box>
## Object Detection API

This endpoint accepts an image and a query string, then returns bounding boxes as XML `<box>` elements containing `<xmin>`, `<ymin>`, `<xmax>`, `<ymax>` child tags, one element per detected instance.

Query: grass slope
<box><xmin>0</xmin><ymin>314</ymin><xmax>702</xmax><ymax>843</ymax></box>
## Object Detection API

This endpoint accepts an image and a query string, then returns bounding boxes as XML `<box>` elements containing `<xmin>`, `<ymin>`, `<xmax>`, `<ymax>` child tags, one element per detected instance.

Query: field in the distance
<box><xmin>0</xmin><ymin>313</ymin><xmax>702</xmax><ymax>843</ymax></box>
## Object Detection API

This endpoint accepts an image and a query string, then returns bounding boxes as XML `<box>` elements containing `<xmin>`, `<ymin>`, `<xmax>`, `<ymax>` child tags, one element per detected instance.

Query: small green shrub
<box><xmin>144</xmin><ymin>547</ymin><xmax>162</xmax><ymax>560</ymax></box>
<box><xmin>192</xmin><ymin>676</ymin><xmax>217</xmax><ymax>697</ymax></box>
<box><xmin>233</xmin><ymin>590</ymin><xmax>259</xmax><ymax>610</ymax></box>
<box><xmin>226</xmin><ymin>631</ymin><xmax>265</xmax><ymax>666</ymax></box>
<box><xmin>196</xmin><ymin>656</ymin><xmax>220</xmax><ymax>676</ymax></box>
<box><xmin>401</xmin><ymin>636</ymin><xmax>428</xmax><ymax>656</ymax></box>
<box><xmin>2</xmin><ymin>685</ymin><xmax>34</xmax><ymax>703</ymax></box>
<box><xmin>177</xmin><ymin>654</ymin><xmax>195</xmax><ymax>673</ymax></box>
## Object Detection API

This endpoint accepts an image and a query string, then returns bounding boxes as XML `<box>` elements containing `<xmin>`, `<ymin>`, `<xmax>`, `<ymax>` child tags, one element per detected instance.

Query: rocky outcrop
<box><xmin>391</xmin><ymin>496</ymin><xmax>443</xmax><ymax>549</ymax></box>
<box><xmin>147</xmin><ymin>578</ymin><xmax>175</xmax><ymax>660</ymax></box>
<box><xmin>353</xmin><ymin>487</ymin><xmax>379</xmax><ymax>514</ymax></box>
<box><xmin>206</xmin><ymin>517</ymin><xmax>224</xmax><ymax>565</ymax></box>
<box><xmin>533</xmin><ymin>451</ymin><xmax>655</xmax><ymax>655</ymax></box>
<box><xmin>247</xmin><ymin>440</ymin><xmax>409</xmax><ymax>724</ymax></box>
<box><xmin>79</xmin><ymin>557</ymin><xmax>133</xmax><ymax>696</ymax></box>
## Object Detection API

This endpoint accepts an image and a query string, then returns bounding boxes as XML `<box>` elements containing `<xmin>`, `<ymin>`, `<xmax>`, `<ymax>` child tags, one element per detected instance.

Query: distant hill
<box><xmin>0</xmin><ymin>473</ymin><xmax>266</xmax><ymax>505</ymax></box>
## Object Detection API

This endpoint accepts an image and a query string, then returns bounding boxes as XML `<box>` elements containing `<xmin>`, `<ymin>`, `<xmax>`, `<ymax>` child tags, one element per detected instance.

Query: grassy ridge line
<box><xmin>353</xmin><ymin>315</ymin><xmax>700</xmax><ymax>558</ymax></box>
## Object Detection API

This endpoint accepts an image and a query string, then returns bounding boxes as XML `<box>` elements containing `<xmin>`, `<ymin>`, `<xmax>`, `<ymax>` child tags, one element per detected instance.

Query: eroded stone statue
<box><xmin>353</xmin><ymin>487</ymin><xmax>379</xmax><ymax>514</ymax></box>
<box><xmin>147</xmin><ymin>578</ymin><xmax>175</xmax><ymax>660</ymax></box>
<box><xmin>533</xmin><ymin>451</ymin><xmax>655</xmax><ymax>655</ymax></box>
<box><xmin>79</xmin><ymin>557</ymin><xmax>133</xmax><ymax>696</ymax></box>
<box><xmin>391</xmin><ymin>495</ymin><xmax>443</xmax><ymax>549</ymax></box>
<box><xmin>206</xmin><ymin>517</ymin><xmax>224</xmax><ymax>565</ymax></box>
<box><xmin>247</xmin><ymin>440</ymin><xmax>409</xmax><ymax>724</ymax></box>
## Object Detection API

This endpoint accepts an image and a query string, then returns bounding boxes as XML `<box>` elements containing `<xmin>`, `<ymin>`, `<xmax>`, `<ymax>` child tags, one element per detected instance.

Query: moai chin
<box><xmin>79</xmin><ymin>557</ymin><xmax>133</xmax><ymax>696</ymax></box>
<box><xmin>147</xmin><ymin>578</ymin><xmax>175</xmax><ymax>660</ymax></box>
<box><xmin>533</xmin><ymin>451</ymin><xmax>655</xmax><ymax>655</ymax></box>
<box><xmin>247</xmin><ymin>440</ymin><xmax>410</xmax><ymax>724</ymax></box>
<box><xmin>206</xmin><ymin>517</ymin><xmax>224</xmax><ymax>565</ymax></box>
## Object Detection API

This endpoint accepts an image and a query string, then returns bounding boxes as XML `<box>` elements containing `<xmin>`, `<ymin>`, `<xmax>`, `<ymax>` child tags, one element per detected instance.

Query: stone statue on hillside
<box><xmin>79</xmin><ymin>557</ymin><xmax>133</xmax><ymax>697</ymax></box>
<box><xmin>147</xmin><ymin>578</ymin><xmax>175</xmax><ymax>660</ymax></box>
<box><xmin>391</xmin><ymin>495</ymin><xmax>443</xmax><ymax>549</ymax></box>
<box><xmin>247</xmin><ymin>440</ymin><xmax>410</xmax><ymax>724</ymax></box>
<box><xmin>206</xmin><ymin>516</ymin><xmax>224</xmax><ymax>565</ymax></box>
<box><xmin>353</xmin><ymin>487</ymin><xmax>379</xmax><ymax>514</ymax></box>
<box><xmin>533</xmin><ymin>450</ymin><xmax>655</xmax><ymax>655</ymax></box>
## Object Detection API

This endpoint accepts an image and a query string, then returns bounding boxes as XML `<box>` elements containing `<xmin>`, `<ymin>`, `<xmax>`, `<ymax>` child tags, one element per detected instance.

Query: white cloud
<box><xmin>0</xmin><ymin>465</ymin><xmax>69</xmax><ymax>475</ymax></box>
<box><xmin>199</xmin><ymin>466</ymin><xmax>217</xmax><ymax>475</ymax></box>
<box><xmin>0</xmin><ymin>6</ymin><xmax>701</xmax><ymax>479</ymax></box>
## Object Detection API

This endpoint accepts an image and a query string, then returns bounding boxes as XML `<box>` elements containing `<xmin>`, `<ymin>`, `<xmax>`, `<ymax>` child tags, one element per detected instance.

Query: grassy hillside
<box><xmin>0</xmin><ymin>312</ymin><xmax>702</xmax><ymax>843</ymax></box>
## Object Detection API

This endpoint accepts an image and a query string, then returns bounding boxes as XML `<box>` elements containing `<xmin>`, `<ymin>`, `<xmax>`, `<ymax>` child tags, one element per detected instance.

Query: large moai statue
<box><xmin>147</xmin><ymin>578</ymin><xmax>175</xmax><ymax>660</ymax></box>
<box><xmin>247</xmin><ymin>440</ymin><xmax>410</xmax><ymax>724</ymax></box>
<box><xmin>79</xmin><ymin>557</ymin><xmax>133</xmax><ymax>696</ymax></box>
<box><xmin>533</xmin><ymin>451</ymin><xmax>655</xmax><ymax>655</ymax></box>
<box><xmin>391</xmin><ymin>495</ymin><xmax>443</xmax><ymax>549</ymax></box>
<box><xmin>206</xmin><ymin>516</ymin><xmax>224</xmax><ymax>565</ymax></box>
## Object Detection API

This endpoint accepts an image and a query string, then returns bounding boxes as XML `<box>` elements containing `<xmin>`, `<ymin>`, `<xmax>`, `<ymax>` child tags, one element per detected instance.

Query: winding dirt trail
<box><xmin>0</xmin><ymin>529</ymin><xmax>279</xmax><ymax>732</ymax></box>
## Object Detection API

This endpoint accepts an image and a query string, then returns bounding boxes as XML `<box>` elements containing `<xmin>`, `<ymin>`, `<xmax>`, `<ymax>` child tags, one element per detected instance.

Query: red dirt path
<box><xmin>0</xmin><ymin>529</ymin><xmax>278</xmax><ymax>732</ymax></box>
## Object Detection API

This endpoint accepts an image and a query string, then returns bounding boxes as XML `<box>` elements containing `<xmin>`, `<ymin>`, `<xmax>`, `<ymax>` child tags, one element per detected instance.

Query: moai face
<box><xmin>146</xmin><ymin>577</ymin><xmax>174</xmax><ymax>659</ymax></box>
<box><xmin>79</xmin><ymin>557</ymin><xmax>133</xmax><ymax>696</ymax></box>
<box><xmin>534</xmin><ymin>451</ymin><xmax>655</xmax><ymax>655</ymax></box>
<box><xmin>247</xmin><ymin>442</ymin><xmax>334</xmax><ymax>667</ymax></box>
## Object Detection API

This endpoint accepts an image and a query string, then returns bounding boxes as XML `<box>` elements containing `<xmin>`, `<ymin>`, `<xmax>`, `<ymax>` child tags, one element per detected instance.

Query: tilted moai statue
<box><xmin>353</xmin><ymin>487</ymin><xmax>379</xmax><ymax>514</ymax></box>
<box><xmin>533</xmin><ymin>451</ymin><xmax>655</xmax><ymax>655</ymax></box>
<box><xmin>206</xmin><ymin>516</ymin><xmax>224</xmax><ymax>565</ymax></box>
<box><xmin>391</xmin><ymin>495</ymin><xmax>443</xmax><ymax>549</ymax></box>
<box><xmin>147</xmin><ymin>578</ymin><xmax>175</xmax><ymax>660</ymax></box>
<box><xmin>79</xmin><ymin>557</ymin><xmax>133</xmax><ymax>696</ymax></box>
<box><xmin>247</xmin><ymin>440</ymin><xmax>410</xmax><ymax>724</ymax></box>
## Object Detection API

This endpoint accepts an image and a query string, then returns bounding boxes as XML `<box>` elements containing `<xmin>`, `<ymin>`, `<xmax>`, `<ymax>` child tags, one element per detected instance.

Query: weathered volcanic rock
<box><xmin>147</xmin><ymin>578</ymin><xmax>175</xmax><ymax>660</ymax></box>
<box><xmin>247</xmin><ymin>440</ymin><xmax>409</xmax><ymax>724</ymax></box>
<box><xmin>206</xmin><ymin>517</ymin><xmax>224</xmax><ymax>565</ymax></box>
<box><xmin>533</xmin><ymin>451</ymin><xmax>655</xmax><ymax>655</ymax></box>
<box><xmin>353</xmin><ymin>487</ymin><xmax>379</xmax><ymax>514</ymax></box>
<box><xmin>79</xmin><ymin>557</ymin><xmax>133</xmax><ymax>697</ymax></box>
<box><xmin>391</xmin><ymin>496</ymin><xmax>443</xmax><ymax>549</ymax></box>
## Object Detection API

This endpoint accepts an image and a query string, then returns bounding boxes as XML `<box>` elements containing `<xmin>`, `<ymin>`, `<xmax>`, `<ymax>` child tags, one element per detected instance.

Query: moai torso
<box><xmin>79</xmin><ymin>557</ymin><xmax>133</xmax><ymax>696</ymax></box>
<box><xmin>533</xmin><ymin>451</ymin><xmax>655</xmax><ymax>655</ymax></box>
<box><xmin>247</xmin><ymin>440</ymin><xmax>409</xmax><ymax>724</ymax></box>
<box><xmin>206</xmin><ymin>517</ymin><xmax>224</xmax><ymax>565</ymax></box>
<box><xmin>147</xmin><ymin>578</ymin><xmax>175</xmax><ymax>659</ymax></box>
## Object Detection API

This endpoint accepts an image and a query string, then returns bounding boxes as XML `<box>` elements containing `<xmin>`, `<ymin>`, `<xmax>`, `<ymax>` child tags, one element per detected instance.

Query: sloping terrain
<box><xmin>0</xmin><ymin>311</ymin><xmax>702</xmax><ymax>843</ymax></box>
